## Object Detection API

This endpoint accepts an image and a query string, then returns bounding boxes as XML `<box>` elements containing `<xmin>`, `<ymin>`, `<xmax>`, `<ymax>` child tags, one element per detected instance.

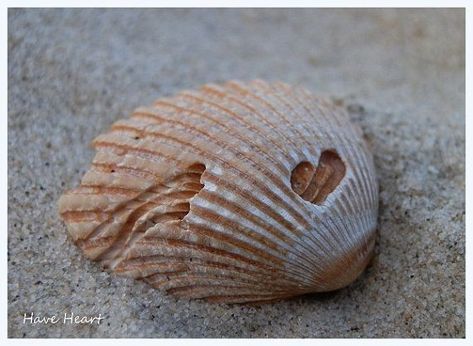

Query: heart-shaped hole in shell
<box><xmin>290</xmin><ymin>150</ymin><xmax>346</xmax><ymax>205</ymax></box>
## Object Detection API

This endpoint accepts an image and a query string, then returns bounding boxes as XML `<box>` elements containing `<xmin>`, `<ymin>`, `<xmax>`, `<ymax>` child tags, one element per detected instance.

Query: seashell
<box><xmin>58</xmin><ymin>80</ymin><xmax>378</xmax><ymax>303</ymax></box>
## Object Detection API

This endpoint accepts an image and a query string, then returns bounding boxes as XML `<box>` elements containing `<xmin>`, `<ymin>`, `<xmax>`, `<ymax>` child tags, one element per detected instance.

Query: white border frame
<box><xmin>1</xmin><ymin>1</ymin><xmax>469</xmax><ymax>344</ymax></box>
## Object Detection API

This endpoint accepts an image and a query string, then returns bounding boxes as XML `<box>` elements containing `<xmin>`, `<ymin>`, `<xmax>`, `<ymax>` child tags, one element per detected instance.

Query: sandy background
<box><xmin>8</xmin><ymin>8</ymin><xmax>464</xmax><ymax>337</ymax></box>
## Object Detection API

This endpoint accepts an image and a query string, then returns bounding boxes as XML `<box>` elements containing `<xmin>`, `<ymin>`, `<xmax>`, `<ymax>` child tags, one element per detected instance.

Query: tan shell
<box><xmin>58</xmin><ymin>80</ymin><xmax>378</xmax><ymax>303</ymax></box>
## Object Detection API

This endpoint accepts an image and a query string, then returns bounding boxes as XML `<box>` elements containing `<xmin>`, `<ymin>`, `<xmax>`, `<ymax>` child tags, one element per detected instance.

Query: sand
<box><xmin>8</xmin><ymin>8</ymin><xmax>464</xmax><ymax>337</ymax></box>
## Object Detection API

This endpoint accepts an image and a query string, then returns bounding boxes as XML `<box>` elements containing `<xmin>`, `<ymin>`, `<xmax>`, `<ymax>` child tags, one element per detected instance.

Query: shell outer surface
<box><xmin>58</xmin><ymin>80</ymin><xmax>378</xmax><ymax>304</ymax></box>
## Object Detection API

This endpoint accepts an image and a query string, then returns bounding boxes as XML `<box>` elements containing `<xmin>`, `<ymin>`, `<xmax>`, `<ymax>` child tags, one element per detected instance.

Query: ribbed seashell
<box><xmin>58</xmin><ymin>80</ymin><xmax>378</xmax><ymax>303</ymax></box>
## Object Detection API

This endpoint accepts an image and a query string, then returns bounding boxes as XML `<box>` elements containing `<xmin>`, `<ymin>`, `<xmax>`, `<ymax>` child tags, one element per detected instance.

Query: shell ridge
<box><xmin>147</xmin><ymin>97</ymin><xmax>324</xmax><ymax>236</ymax></box>
<box><xmin>295</xmin><ymin>89</ymin><xmax>378</xmax><ymax>283</ymax></box>
<box><xmin>59</xmin><ymin>80</ymin><xmax>379</xmax><ymax>302</ymax></box>
<box><xmin>197</xmin><ymin>84</ymin><xmax>303</xmax><ymax>160</ymax></box>
<box><xmin>134</xmin><ymin>105</ymin><xmax>291</xmax><ymax>174</ymax></box>
<box><xmin>293</xmin><ymin>90</ymin><xmax>372</xmax><ymax>255</ymax></box>
<box><xmin>156</xmin><ymin>95</ymin><xmax>291</xmax><ymax>160</ymax></box>
<box><xmin>264</xmin><ymin>84</ymin><xmax>356</xmax><ymax>270</ymax></box>
<box><xmin>174</xmin><ymin>88</ymin><xmax>336</xmax><ymax>251</ymax></box>
<box><xmin>246</xmin><ymin>81</ymin><xmax>325</xmax><ymax>155</ymax></box>
<box><xmin>274</xmin><ymin>86</ymin><xmax>370</xmax><ymax>285</ymax></box>
<box><xmin>314</xmin><ymin>101</ymin><xmax>377</xmax><ymax>245</ymax></box>
<box><xmin>86</xmin><ymin>182</ymin><xmax>195</xmax><ymax>264</ymax></box>
<box><xmin>187</xmin><ymin>213</ymin><xmax>327</xmax><ymax>285</ymax></box>
<box><xmin>188</xmin><ymin>197</ymin><xmax>326</xmax><ymax>283</ymax></box>
<box><xmin>118</xmin><ymin>255</ymin><xmax>297</xmax><ymax>289</ymax></box>
<box><xmin>226</xmin><ymin>81</ymin><xmax>321</xmax><ymax>161</ymax></box>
